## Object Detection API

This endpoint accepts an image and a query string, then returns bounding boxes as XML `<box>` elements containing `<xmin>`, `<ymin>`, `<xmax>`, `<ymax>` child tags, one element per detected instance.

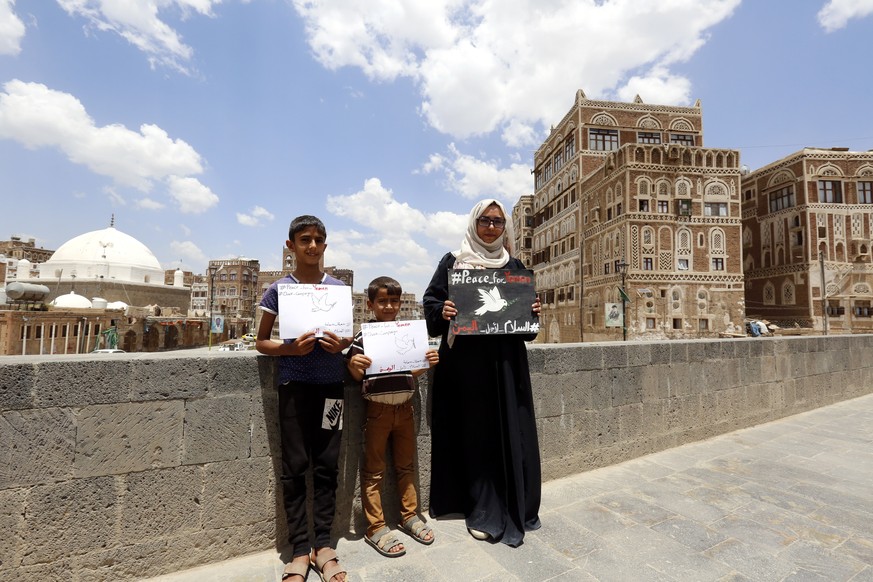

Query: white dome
<box><xmin>107</xmin><ymin>300</ymin><xmax>129</xmax><ymax>311</ymax></box>
<box><xmin>36</xmin><ymin>226</ymin><xmax>164</xmax><ymax>285</ymax></box>
<box><xmin>52</xmin><ymin>291</ymin><xmax>92</xmax><ymax>308</ymax></box>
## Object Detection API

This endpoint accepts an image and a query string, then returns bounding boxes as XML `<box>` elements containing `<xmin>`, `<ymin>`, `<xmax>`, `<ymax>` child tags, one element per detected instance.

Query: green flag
<box><xmin>618</xmin><ymin>287</ymin><xmax>631</xmax><ymax>303</ymax></box>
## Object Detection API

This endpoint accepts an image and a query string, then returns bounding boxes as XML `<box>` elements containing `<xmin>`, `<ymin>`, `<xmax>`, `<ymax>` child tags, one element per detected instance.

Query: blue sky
<box><xmin>1</xmin><ymin>0</ymin><xmax>872</xmax><ymax>298</ymax></box>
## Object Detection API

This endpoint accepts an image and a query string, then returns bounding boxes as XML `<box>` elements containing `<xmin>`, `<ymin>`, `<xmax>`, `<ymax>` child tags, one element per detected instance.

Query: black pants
<box><xmin>278</xmin><ymin>381</ymin><xmax>344</xmax><ymax>557</ymax></box>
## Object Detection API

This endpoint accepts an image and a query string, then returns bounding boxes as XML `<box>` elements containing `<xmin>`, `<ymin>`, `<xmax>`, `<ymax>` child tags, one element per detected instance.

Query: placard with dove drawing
<box><xmin>277</xmin><ymin>283</ymin><xmax>353</xmax><ymax>339</ymax></box>
<box><xmin>448</xmin><ymin>268</ymin><xmax>539</xmax><ymax>336</ymax></box>
<box><xmin>360</xmin><ymin>320</ymin><xmax>429</xmax><ymax>375</ymax></box>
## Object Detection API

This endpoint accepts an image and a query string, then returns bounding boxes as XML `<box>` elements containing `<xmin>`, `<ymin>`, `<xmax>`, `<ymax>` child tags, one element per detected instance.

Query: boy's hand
<box><xmin>425</xmin><ymin>348</ymin><xmax>439</xmax><ymax>367</ymax></box>
<box><xmin>348</xmin><ymin>354</ymin><xmax>372</xmax><ymax>376</ymax></box>
<box><xmin>532</xmin><ymin>297</ymin><xmax>542</xmax><ymax>315</ymax></box>
<box><xmin>319</xmin><ymin>330</ymin><xmax>351</xmax><ymax>354</ymax></box>
<box><xmin>288</xmin><ymin>331</ymin><xmax>318</xmax><ymax>356</ymax></box>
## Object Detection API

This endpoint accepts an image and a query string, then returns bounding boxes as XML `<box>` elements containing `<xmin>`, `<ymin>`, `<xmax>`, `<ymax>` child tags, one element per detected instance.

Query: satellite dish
<box><xmin>740</xmin><ymin>164</ymin><xmax>751</xmax><ymax>176</ymax></box>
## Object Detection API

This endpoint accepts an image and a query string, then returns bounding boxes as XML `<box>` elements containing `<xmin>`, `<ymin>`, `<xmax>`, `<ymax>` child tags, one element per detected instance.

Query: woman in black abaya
<box><xmin>423</xmin><ymin>199</ymin><xmax>542</xmax><ymax>547</ymax></box>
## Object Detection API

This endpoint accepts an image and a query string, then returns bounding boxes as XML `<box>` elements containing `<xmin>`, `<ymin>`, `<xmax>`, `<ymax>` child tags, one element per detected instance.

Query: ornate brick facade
<box><xmin>741</xmin><ymin>148</ymin><xmax>873</xmax><ymax>333</ymax></box>
<box><xmin>527</xmin><ymin>90</ymin><xmax>744</xmax><ymax>342</ymax></box>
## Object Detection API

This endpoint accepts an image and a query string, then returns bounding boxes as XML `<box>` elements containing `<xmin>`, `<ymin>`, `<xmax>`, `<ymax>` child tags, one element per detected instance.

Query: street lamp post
<box><xmin>617</xmin><ymin>260</ymin><xmax>629</xmax><ymax>341</ymax></box>
<box><xmin>208</xmin><ymin>265</ymin><xmax>223</xmax><ymax>350</ymax></box>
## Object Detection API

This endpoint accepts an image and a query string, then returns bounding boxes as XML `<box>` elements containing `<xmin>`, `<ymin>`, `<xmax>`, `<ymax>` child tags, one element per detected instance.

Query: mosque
<box><xmin>1</xmin><ymin>219</ymin><xmax>212</xmax><ymax>355</ymax></box>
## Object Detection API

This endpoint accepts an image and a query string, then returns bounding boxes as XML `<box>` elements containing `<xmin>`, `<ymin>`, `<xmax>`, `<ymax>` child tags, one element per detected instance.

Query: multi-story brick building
<box><xmin>207</xmin><ymin>258</ymin><xmax>260</xmax><ymax>337</ymax></box>
<box><xmin>511</xmin><ymin>194</ymin><xmax>534</xmax><ymax>267</ymax></box>
<box><xmin>741</xmin><ymin>147</ymin><xmax>873</xmax><ymax>333</ymax></box>
<box><xmin>529</xmin><ymin>90</ymin><xmax>745</xmax><ymax>342</ymax></box>
<box><xmin>0</xmin><ymin>236</ymin><xmax>54</xmax><ymax>263</ymax></box>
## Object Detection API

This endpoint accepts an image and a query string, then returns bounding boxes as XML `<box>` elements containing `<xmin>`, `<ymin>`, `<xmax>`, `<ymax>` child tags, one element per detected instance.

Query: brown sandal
<box><xmin>281</xmin><ymin>555</ymin><xmax>310</xmax><ymax>581</ymax></box>
<box><xmin>310</xmin><ymin>547</ymin><xmax>347</xmax><ymax>582</ymax></box>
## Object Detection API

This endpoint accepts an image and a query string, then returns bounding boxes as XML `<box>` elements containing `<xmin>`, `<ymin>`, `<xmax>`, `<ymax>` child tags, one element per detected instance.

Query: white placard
<box><xmin>361</xmin><ymin>320</ymin><xmax>429</xmax><ymax>375</ymax></box>
<box><xmin>277</xmin><ymin>284</ymin><xmax>353</xmax><ymax>339</ymax></box>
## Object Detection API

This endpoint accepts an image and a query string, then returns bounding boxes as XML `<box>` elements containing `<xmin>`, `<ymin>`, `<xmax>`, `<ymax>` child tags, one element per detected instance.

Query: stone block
<box><xmin>591</xmin><ymin>369</ymin><xmax>613</xmax><ymax>410</ymax></box>
<box><xmin>627</xmin><ymin>343</ymin><xmax>651</xmax><ymax>367</ymax></box>
<box><xmin>618</xmin><ymin>403</ymin><xmax>643</xmax><ymax>440</ymax></box>
<box><xmin>540</xmin><ymin>415</ymin><xmax>575</xmax><ymax>459</ymax></box>
<box><xmin>6</xmin><ymin>559</ymin><xmax>74</xmax><ymax>582</ymax></box>
<box><xmin>543</xmin><ymin>346</ymin><xmax>581</xmax><ymax>374</ymax></box>
<box><xmin>33</xmin><ymin>360</ymin><xmax>130</xmax><ymax>408</ymax></box>
<box><xmin>0</xmin><ymin>488</ymin><xmax>25</xmax><ymax>571</ymax></box>
<box><xmin>595</xmin><ymin>407</ymin><xmax>619</xmax><ymax>447</ymax></box>
<box><xmin>686</xmin><ymin>342</ymin><xmax>706</xmax><ymax>363</ymax></box>
<box><xmin>640</xmin><ymin>364</ymin><xmax>666</xmax><ymax>401</ymax></box>
<box><xmin>0</xmin><ymin>408</ymin><xmax>75</xmax><ymax>489</ymax></box>
<box><xmin>526</xmin><ymin>345</ymin><xmax>546</xmax><ymax>373</ymax></box>
<box><xmin>579</xmin><ymin>344</ymin><xmax>604</xmax><ymax>371</ymax></box>
<box><xmin>666</xmin><ymin>362</ymin><xmax>691</xmax><ymax>397</ymax></box>
<box><xmin>611</xmin><ymin>367</ymin><xmax>642</xmax><ymax>407</ymax></box>
<box><xmin>570</xmin><ymin>409</ymin><xmax>597</xmax><ymax>452</ymax></box>
<box><xmin>670</xmin><ymin>342</ymin><xmax>689</xmax><ymax>363</ymax></box>
<box><xmin>202</xmin><ymin>458</ymin><xmax>274</xmax><ymax>529</ymax></box>
<box><xmin>74</xmin><ymin>401</ymin><xmax>184</xmax><ymax>477</ymax></box>
<box><xmin>208</xmin><ymin>354</ymin><xmax>261</xmax><ymax>395</ymax></box>
<box><xmin>182</xmin><ymin>395</ymin><xmax>252</xmax><ymax>465</ymax></box>
<box><xmin>73</xmin><ymin>521</ymin><xmax>275</xmax><ymax>582</ymax></box>
<box><xmin>251</xmin><ymin>389</ymin><xmax>278</xmax><ymax>458</ymax></box>
<box><xmin>650</xmin><ymin>341</ymin><xmax>671</xmax><ymax>365</ymax></box>
<box><xmin>21</xmin><ymin>476</ymin><xmax>118</xmax><ymax>565</ymax></box>
<box><xmin>0</xmin><ymin>363</ymin><xmax>34</xmax><ymax>411</ymax></box>
<box><xmin>130</xmin><ymin>358</ymin><xmax>208</xmax><ymax>401</ymax></box>
<box><xmin>119</xmin><ymin>466</ymin><xmax>202</xmax><ymax>544</ymax></box>
<box><xmin>641</xmin><ymin>400</ymin><xmax>666</xmax><ymax>435</ymax></box>
<box><xmin>602</xmin><ymin>344</ymin><xmax>627</xmax><ymax>370</ymax></box>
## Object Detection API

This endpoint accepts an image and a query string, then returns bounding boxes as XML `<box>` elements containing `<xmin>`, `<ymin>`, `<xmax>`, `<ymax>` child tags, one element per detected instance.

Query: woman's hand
<box><xmin>441</xmin><ymin>300</ymin><xmax>457</xmax><ymax>321</ymax></box>
<box><xmin>532</xmin><ymin>297</ymin><xmax>542</xmax><ymax>315</ymax></box>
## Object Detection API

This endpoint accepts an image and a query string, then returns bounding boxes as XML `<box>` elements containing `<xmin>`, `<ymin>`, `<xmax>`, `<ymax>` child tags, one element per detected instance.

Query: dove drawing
<box><xmin>394</xmin><ymin>333</ymin><xmax>415</xmax><ymax>354</ymax></box>
<box><xmin>474</xmin><ymin>286</ymin><xmax>509</xmax><ymax>316</ymax></box>
<box><xmin>311</xmin><ymin>292</ymin><xmax>337</xmax><ymax>312</ymax></box>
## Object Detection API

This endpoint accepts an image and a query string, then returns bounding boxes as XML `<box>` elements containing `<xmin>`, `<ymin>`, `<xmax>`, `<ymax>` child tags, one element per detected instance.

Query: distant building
<box><xmin>528</xmin><ymin>90</ymin><xmax>745</xmax><ymax>342</ymax></box>
<box><xmin>17</xmin><ymin>221</ymin><xmax>191</xmax><ymax>310</ymax></box>
<box><xmin>2</xmin><ymin>222</ymin><xmax>212</xmax><ymax>355</ymax></box>
<box><xmin>0</xmin><ymin>235</ymin><xmax>54</xmax><ymax>263</ymax></box>
<box><xmin>207</xmin><ymin>258</ymin><xmax>260</xmax><ymax>337</ymax></box>
<box><xmin>511</xmin><ymin>194</ymin><xmax>534</xmax><ymax>268</ymax></box>
<box><xmin>741</xmin><ymin>147</ymin><xmax>873</xmax><ymax>333</ymax></box>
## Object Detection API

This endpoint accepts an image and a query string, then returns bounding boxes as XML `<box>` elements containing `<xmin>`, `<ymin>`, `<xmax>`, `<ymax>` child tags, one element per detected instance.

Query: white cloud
<box><xmin>325</xmin><ymin>177</ymin><xmax>469</xmax><ymax>294</ymax></box>
<box><xmin>237</xmin><ymin>205</ymin><xmax>275</xmax><ymax>227</ymax></box>
<box><xmin>420</xmin><ymin>143</ymin><xmax>531</xmax><ymax>202</ymax></box>
<box><xmin>293</xmin><ymin>0</ymin><xmax>741</xmax><ymax>143</ymax></box>
<box><xmin>136</xmin><ymin>197</ymin><xmax>165</xmax><ymax>210</ymax></box>
<box><xmin>0</xmin><ymin>0</ymin><xmax>25</xmax><ymax>56</ymax></box>
<box><xmin>56</xmin><ymin>0</ymin><xmax>220</xmax><ymax>72</ymax></box>
<box><xmin>818</xmin><ymin>0</ymin><xmax>873</xmax><ymax>31</ymax></box>
<box><xmin>170</xmin><ymin>239</ymin><xmax>207</xmax><ymax>264</ymax></box>
<box><xmin>0</xmin><ymin>79</ymin><xmax>217</xmax><ymax>213</ymax></box>
<box><xmin>167</xmin><ymin>176</ymin><xmax>219</xmax><ymax>213</ymax></box>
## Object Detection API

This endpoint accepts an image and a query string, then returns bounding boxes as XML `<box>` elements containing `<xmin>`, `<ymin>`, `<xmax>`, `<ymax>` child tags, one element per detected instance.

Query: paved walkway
<box><xmin>147</xmin><ymin>393</ymin><xmax>873</xmax><ymax>582</ymax></box>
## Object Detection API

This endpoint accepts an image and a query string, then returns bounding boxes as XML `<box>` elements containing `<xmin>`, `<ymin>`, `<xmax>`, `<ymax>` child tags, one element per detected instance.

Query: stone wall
<box><xmin>2</xmin><ymin>335</ymin><xmax>873</xmax><ymax>581</ymax></box>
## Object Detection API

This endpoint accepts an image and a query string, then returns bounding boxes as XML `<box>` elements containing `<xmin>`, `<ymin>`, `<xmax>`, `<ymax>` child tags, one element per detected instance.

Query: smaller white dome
<box><xmin>52</xmin><ymin>291</ymin><xmax>92</xmax><ymax>309</ymax></box>
<box><xmin>107</xmin><ymin>300</ymin><xmax>129</xmax><ymax>311</ymax></box>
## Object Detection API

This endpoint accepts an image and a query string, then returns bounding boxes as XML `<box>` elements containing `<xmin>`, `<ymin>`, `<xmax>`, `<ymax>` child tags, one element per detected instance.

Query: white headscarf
<box><xmin>452</xmin><ymin>199</ymin><xmax>515</xmax><ymax>268</ymax></box>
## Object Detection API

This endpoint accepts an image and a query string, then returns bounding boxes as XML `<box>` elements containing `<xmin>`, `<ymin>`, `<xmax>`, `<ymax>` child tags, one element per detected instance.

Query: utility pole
<box><xmin>819</xmin><ymin>250</ymin><xmax>828</xmax><ymax>336</ymax></box>
<box><xmin>618</xmin><ymin>260</ymin><xmax>629</xmax><ymax>341</ymax></box>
